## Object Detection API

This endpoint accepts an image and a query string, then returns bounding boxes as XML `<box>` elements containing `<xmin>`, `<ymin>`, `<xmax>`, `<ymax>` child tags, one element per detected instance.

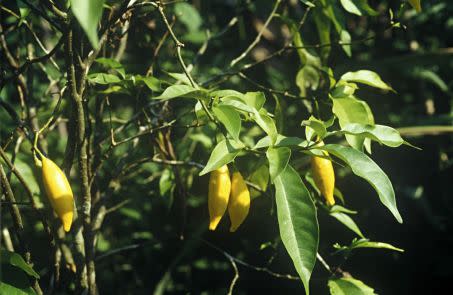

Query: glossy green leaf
<box><xmin>302</xmin><ymin>116</ymin><xmax>328</xmax><ymax>141</ymax></box>
<box><xmin>334</xmin><ymin>123</ymin><xmax>405</xmax><ymax>148</ymax></box>
<box><xmin>0</xmin><ymin>282</ymin><xmax>34</xmax><ymax>295</ymax></box>
<box><xmin>330</xmin><ymin>212</ymin><xmax>365</xmax><ymax>238</ymax></box>
<box><xmin>274</xmin><ymin>165</ymin><xmax>319</xmax><ymax>295</ymax></box>
<box><xmin>321</xmin><ymin>144</ymin><xmax>402</xmax><ymax>223</ymax></box>
<box><xmin>243</xmin><ymin>92</ymin><xmax>266</xmax><ymax>110</ymax></box>
<box><xmin>328</xmin><ymin>277</ymin><xmax>376</xmax><ymax>295</ymax></box>
<box><xmin>340</xmin><ymin>30</ymin><xmax>352</xmax><ymax>57</ymax></box>
<box><xmin>300</xmin><ymin>0</ymin><xmax>316</xmax><ymax>7</ymax></box>
<box><xmin>199</xmin><ymin>139</ymin><xmax>243</xmax><ymax>175</ymax></box>
<box><xmin>154</xmin><ymin>85</ymin><xmax>206</xmax><ymax>100</ymax></box>
<box><xmin>334</xmin><ymin>238</ymin><xmax>404</xmax><ymax>253</ymax></box>
<box><xmin>70</xmin><ymin>0</ymin><xmax>105</xmax><ymax>48</ymax></box>
<box><xmin>212</xmin><ymin>104</ymin><xmax>242</xmax><ymax>141</ymax></box>
<box><xmin>332</xmin><ymin>97</ymin><xmax>374</xmax><ymax>152</ymax></box>
<box><xmin>254</xmin><ymin>135</ymin><xmax>307</xmax><ymax>149</ymax></box>
<box><xmin>252</xmin><ymin>109</ymin><xmax>278</xmax><ymax>143</ymax></box>
<box><xmin>340</xmin><ymin>0</ymin><xmax>378</xmax><ymax>16</ymax></box>
<box><xmin>210</xmin><ymin>89</ymin><xmax>244</xmax><ymax>99</ymax></box>
<box><xmin>220</xmin><ymin>98</ymin><xmax>255</xmax><ymax>113</ymax></box>
<box><xmin>266</xmin><ymin>147</ymin><xmax>291</xmax><ymax>182</ymax></box>
<box><xmin>166</xmin><ymin>72</ymin><xmax>193</xmax><ymax>85</ymax></box>
<box><xmin>340</xmin><ymin>70</ymin><xmax>393</xmax><ymax>91</ymax></box>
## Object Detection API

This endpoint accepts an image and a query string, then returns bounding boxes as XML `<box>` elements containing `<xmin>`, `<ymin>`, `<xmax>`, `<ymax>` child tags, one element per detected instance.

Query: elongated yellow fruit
<box><xmin>408</xmin><ymin>0</ymin><xmax>421</xmax><ymax>12</ymax></box>
<box><xmin>311</xmin><ymin>152</ymin><xmax>335</xmax><ymax>206</ymax></box>
<box><xmin>42</xmin><ymin>157</ymin><xmax>74</xmax><ymax>232</ymax></box>
<box><xmin>228</xmin><ymin>172</ymin><xmax>250</xmax><ymax>232</ymax></box>
<box><xmin>208</xmin><ymin>165</ymin><xmax>231</xmax><ymax>230</ymax></box>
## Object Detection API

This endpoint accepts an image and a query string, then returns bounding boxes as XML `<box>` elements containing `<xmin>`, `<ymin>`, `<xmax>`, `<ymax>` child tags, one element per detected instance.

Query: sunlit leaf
<box><xmin>274</xmin><ymin>165</ymin><xmax>319</xmax><ymax>295</ymax></box>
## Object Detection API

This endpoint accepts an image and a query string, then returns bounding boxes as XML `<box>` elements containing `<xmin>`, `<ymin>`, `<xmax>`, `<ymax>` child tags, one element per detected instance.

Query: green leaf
<box><xmin>154</xmin><ymin>85</ymin><xmax>206</xmax><ymax>100</ymax></box>
<box><xmin>330</xmin><ymin>212</ymin><xmax>365</xmax><ymax>238</ymax></box>
<box><xmin>313</xmin><ymin>8</ymin><xmax>332</xmax><ymax>62</ymax></box>
<box><xmin>252</xmin><ymin>109</ymin><xmax>278</xmax><ymax>143</ymax></box>
<box><xmin>174</xmin><ymin>2</ymin><xmax>202</xmax><ymax>33</ymax></box>
<box><xmin>1</xmin><ymin>250</ymin><xmax>40</xmax><ymax>278</ymax></box>
<box><xmin>0</xmin><ymin>282</ymin><xmax>34</xmax><ymax>295</ymax></box>
<box><xmin>254</xmin><ymin>135</ymin><xmax>307</xmax><ymax>149</ymax></box>
<box><xmin>340</xmin><ymin>70</ymin><xmax>393</xmax><ymax>91</ymax></box>
<box><xmin>274</xmin><ymin>165</ymin><xmax>319</xmax><ymax>295</ymax></box>
<box><xmin>199</xmin><ymin>139</ymin><xmax>243</xmax><ymax>175</ymax></box>
<box><xmin>300</xmin><ymin>0</ymin><xmax>316</xmax><ymax>7</ymax></box>
<box><xmin>70</xmin><ymin>0</ymin><xmax>105</xmax><ymax>48</ymax></box>
<box><xmin>247</xmin><ymin>161</ymin><xmax>269</xmax><ymax>199</ymax></box>
<box><xmin>302</xmin><ymin>116</ymin><xmax>328</xmax><ymax>141</ymax></box>
<box><xmin>321</xmin><ymin>144</ymin><xmax>402</xmax><ymax>223</ymax></box>
<box><xmin>340</xmin><ymin>30</ymin><xmax>352</xmax><ymax>57</ymax></box>
<box><xmin>273</xmin><ymin>95</ymin><xmax>284</xmax><ymax>133</ymax></box>
<box><xmin>166</xmin><ymin>72</ymin><xmax>193</xmax><ymax>85</ymax></box>
<box><xmin>220</xmin><ymin>98</ymin><xmax>255</xmax><ymax>113</ymax></box>
<box><xmin>212</xmin><ymin>104</ymin><xmax>242</xmax><ymax>141</ymax></box>
<box><xmin>95</xmin><ymin>58</ymin><xmax>125</xmax><ymax>78</ymax></box>
<box><xmin>334</xmin><ymin>238</ymin><xmax>404</xmax><ymax>253</ymax></box>
<box><xmin>332</xmin><ymin>97</ymin><xmax>374</xmax><ymax>152</ymax></box>
<box><xmin>243</xmin><ymin>92</ymin><xmax>266</xmax><ymax>110</ymax></box>
<box><xmin>339</xmin><ymin>0</ymin><xmax>378</xmax><ymax>16</ymax></box>
<box><xmin>88</xmin><ymin>73</ymin><xmax>121</xmax><ymax>84</ymax></box>
<box><xmin>210</xmin><ymin>89</ymin><xmax>244</xmax><ymax>99</ymax></box>
<box><xmin>135</xmin><ymin>75</ymin><xmax>161</xmax><ymax>92</ymax></box>
<box><xmin>334</xmin><ymin>123</ymin><xmax>405</xmax><ymax>148</ymax></box>
<box><xmin>328</xmin><ymin>277</ymin><xmax>376</xmax><ymax>295</ymax></box>
<box><xmin>296</xmin><ymin>65</ymin><xmax>320</xmax><ymax>96</ymax></box>
<box><xmin>266</xmin><ymin>147</ymin><xmax>291</xmax><ymax>182</ymax></box>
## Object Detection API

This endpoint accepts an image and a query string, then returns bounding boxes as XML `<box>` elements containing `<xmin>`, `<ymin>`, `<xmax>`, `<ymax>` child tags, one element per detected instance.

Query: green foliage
<box><xmin>1</xmin><ymin>0</ymin><xmax>448</xmax><ymax>293</ymax></box>
<box><xmin>274</xmin><ymin>165</ymin><xmax>319</xmax><ymax>295</ymax></box>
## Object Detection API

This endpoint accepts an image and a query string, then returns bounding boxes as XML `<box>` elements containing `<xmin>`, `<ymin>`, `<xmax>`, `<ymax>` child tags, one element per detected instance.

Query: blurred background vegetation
<box><xmin>1</xmin><ymin>0</ymin><xmax>452</xmax><ymax>294</ymax></box>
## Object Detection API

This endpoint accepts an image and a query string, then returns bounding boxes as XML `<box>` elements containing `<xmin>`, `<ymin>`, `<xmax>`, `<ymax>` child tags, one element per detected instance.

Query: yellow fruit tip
<box><xmin>63</xmin><ymin>222</ymin><xmax>71</xmax><ymax>232</ymax></box>
<box><xmin>229</xmin><ymin>226</ymin><xmax>238</xmax><ymax>233</ymax></box>
<box><xmin>209</xmin><ymin>217</ymin><xmax>221</xmax><ymax>231</ymax></box>
<box><xmin>61</xmin><ymin>213</ymin><xmax>73</xmax><ymax>232</ymax></box>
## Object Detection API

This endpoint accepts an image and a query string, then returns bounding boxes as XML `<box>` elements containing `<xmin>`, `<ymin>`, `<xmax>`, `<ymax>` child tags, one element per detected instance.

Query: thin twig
<box><xmin>230</xmin><ymin>0</ymin><xmax>282</xmax><ymax>67</ymax></box>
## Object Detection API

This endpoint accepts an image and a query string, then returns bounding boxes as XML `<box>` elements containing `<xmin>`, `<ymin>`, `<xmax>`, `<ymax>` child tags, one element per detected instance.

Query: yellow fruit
<box><xmin>311</xmin><ymin>151</ymin><xmax>335</xmax><ymax>206</ymax></box>
<box><xmin>408</xmin><ymin>0</ymin><xmax>421</xmax><ymax>12</ymax></box>
<box><xmin>208</xmin><ymin>165</ymin><xmax>231</xmax><ymax>230</ymax></box>
<box><xmin>42</xmin><ymin>157</ymin><xmax>74</xmax><ymax>232</ymax></box>
<box><xmin>228</xmin><ymin>172</ymin><xmax>250</xmax><ymax>232</ymax></box>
